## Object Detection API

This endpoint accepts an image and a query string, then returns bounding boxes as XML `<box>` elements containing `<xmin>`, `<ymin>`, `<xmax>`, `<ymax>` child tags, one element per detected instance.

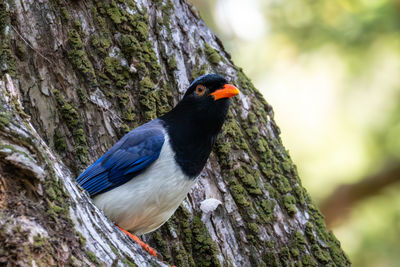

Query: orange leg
<box><xmin>117</xmin><ymin>226</ymin><xmax>157</xmax><ymax>257</ymax></box>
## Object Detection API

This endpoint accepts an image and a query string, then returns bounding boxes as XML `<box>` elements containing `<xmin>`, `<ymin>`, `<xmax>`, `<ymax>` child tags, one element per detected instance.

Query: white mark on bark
<box><xmin>200</xmin><ymin>198</ymin><xmax>222</xmax><ymax>214</ymax></box>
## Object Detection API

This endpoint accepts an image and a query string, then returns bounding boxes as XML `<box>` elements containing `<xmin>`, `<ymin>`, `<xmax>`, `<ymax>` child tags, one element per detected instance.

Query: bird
<box><xmin>76</xmin><ymin>74</ymin><xmax>239</xmax><ymax>256</ymax></box>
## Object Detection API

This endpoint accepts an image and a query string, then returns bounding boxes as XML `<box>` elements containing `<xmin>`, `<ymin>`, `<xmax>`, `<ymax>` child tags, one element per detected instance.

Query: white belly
<box><xmin>93</xmin><ymin>138</ymin><xmax>196</xmax><ymax>235</ymax></box>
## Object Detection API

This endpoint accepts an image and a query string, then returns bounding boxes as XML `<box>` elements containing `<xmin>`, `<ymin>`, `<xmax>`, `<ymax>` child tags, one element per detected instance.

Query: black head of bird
<box><xmin>162</xmin><ymin>73</ymin><xmax>239</xmax><ymax>135</ymax></box>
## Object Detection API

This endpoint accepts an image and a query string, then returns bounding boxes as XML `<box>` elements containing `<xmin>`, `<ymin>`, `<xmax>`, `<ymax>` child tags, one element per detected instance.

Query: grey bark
<box><xmin>0</xmin><ymin>0</ymin><xmax>350</xmax><ymax>266</ymax></box>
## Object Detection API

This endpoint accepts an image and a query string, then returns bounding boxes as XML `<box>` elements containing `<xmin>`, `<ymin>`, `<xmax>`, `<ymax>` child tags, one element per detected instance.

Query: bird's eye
<box><xmin>195</xmin><ymin>84</ymin><xmax>207</xmax><ymax>96</ymax></box>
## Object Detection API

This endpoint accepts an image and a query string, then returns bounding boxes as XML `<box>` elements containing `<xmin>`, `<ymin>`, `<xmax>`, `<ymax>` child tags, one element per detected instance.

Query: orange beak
<box><xmin>210</xmin><ymin>84</ymin><xmax>240</xmax><ymax>101</ymax></box>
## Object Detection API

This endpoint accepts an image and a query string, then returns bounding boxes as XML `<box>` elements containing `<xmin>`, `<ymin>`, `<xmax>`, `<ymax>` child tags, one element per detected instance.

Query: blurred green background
<box><xmin>189</xmin><ymin>0</ymin><xmax>400</xmax><ymax>266</ymax></box>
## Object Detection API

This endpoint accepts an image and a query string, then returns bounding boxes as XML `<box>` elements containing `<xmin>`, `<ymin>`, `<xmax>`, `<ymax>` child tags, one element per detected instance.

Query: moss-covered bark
<box><xmin>0</xmin><ymin>0</ymin><xmax>349</xmax><ymax>266</ymax></box>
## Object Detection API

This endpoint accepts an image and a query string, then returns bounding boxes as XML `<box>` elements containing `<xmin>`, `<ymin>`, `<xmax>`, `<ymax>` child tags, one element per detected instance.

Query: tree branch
<box><xmin>320</xmin><ymin>164</ymin><xmax>400</xmax><ymax>227</ymax></box>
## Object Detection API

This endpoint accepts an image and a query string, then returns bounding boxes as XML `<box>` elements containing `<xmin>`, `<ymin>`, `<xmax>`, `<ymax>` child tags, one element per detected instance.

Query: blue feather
<box><xmin>76</xmin><ymin>120</ymin><xmax>165</xmax><ymax>196</ymax></box>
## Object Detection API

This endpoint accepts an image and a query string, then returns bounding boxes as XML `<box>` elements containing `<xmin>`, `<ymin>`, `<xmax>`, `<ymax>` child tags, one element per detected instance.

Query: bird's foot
<box><xmin>117</xmin><ymin>226</ymin><xmax>158</xmax><ymax>258</ymax></box>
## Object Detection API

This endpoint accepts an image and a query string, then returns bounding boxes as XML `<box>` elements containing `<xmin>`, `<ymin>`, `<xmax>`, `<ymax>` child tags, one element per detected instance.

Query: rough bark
<box><xmin>0</xmin><ymin>0</ymin><xmax>350</xmax><ymax>266</ymax></box>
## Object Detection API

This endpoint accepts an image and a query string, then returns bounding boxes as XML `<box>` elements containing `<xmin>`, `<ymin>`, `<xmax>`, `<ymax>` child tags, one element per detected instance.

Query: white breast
<box><xmin>93</xmin><ymin>136</ymin><xmax>196</xmax><ymax>235</ymax></box>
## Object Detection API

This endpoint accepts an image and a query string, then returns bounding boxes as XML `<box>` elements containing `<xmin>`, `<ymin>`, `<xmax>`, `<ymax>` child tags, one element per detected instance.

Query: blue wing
<box><xmin>76</xmin><ymin>120</ymin><xmax>165</xmax><ymax>196</ymax></box>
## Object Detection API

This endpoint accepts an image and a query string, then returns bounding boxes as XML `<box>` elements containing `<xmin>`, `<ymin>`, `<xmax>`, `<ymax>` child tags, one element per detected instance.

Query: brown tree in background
<box><xmin>0</xmin><ymin>0</ymin><xmax>350</xmax><ymax>266</ymax></box>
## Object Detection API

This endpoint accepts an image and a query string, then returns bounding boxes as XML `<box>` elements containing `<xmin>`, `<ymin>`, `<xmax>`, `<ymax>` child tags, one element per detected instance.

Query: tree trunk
<box><xmin>0</xmin><ymin>0</ymin><xmax>350</xmax><ymax>266</ymax></box>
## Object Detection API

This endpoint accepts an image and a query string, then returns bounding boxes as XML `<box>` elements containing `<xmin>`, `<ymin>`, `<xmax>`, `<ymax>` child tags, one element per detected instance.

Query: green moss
<box><xmin>123</xmin><ymin>107</ymin><xmax>136</xmax><ymax>122</ymax></box>
<box><xmin>33</xmin><ymin>235</ymin><xmax>47</xmax><ymax>247</ymax></box>
<box><xmin>46</xmin><ymin>199</ymin><xmax>67</xmax><ymax>220</ymax></box>
<box><xmin>204</xmin><ymin>43</ymin><xmax>221</xmax><ymax>65</ymax></box>
<box><xmin>172</xmin><ymin>243</ymin><xmax>193</xmax><ymax>267</ymax></box>
<box><xmin>122</xmin><ymin>257</ymin><xmax>137</xmax><ymax>267</ymax></box>
<box><xmin>279</xmin><ymin>247</ymin><xmax>292</xmax><ymax>266</ymax></box>
<box><xmin>54</xmin><ymin>89</ymin><xmax>88</xmax><ymax>165</ymax></box>
<box><xmin>291</xmin><ymin>247</ymin><xmax>300</xmax><ymax>258</ymax></box>
<box><xmin>159</xmin><ymin>0</ymin><xmax>173</xmax><ymax>27</ymax></box>
<box><xmin>229</xmin><ymin>179</ymin><xmax>250</xmax><ymax>207</ymax></box>
<box><xmin>74</xmin><ymin>128</ymin><xmax>86</xmax><ymax>144</ymax></box>
<box><xmin>256</xmin><ymin>138</ymin><xmax>268</xmax><ymax>153</ymax></box>
<box><xmin>118</xmin><ymin>30</ymin><xmax>160</xmax><ymax>78</ymax></box>
<box><xmin>235</xmin><ymin>166</ymin><xmax>262</xmax><ymax>195</ymax></box>
<box><xmin>148</xmin><ymin>230</ymin><xmax>171</xmax><ymax>261</ymax></box>
<box><xmin>45</xmin><ymin>187</ymin><xmax>57</xmax><ymax>200</ymax></box>
<box><xmin>156</xmin><ymin>83</ymin><xmax>173</xmax><ymax>115</ymax></box>
<box><xmin>74</xmin><ymin>125</ymin><xmax>85</xmax><ymax>141</ymax></box>
<box><xmin>248</xmin><ymin>113</ymin><xmax>257</xmax><ymax>124</ymax></box>
<box><xmin>273</xmin><ymin>175</ymin><xmax>292</xmax><ymax>194</ymax></box>
<box><xmin>138</xmin><ymin>76</ymin><xmax>157</xmax><ymax>120</ymax></box>
<box><xmin>259</xmin><ymin>161</ymin><xmax>273</xmax><ymax>177</ymax></box>
<box><xmin>263</xmin><ymin>242</ymin><xmax>280</xmax><ymax>267</ymax></box>
<box><xmin>295</xmin><ymin>231</ymin><xmax>307</xmax><ymax>246</ymax></box>
<box><xmin>91</xmin><ymin>35</ymin><xmax>111</xmax><ymax>56</ymax></box>
<box><xmin>181</xmin><ymin>211</ymin><xmax>193</xmax><ymax>246</ymax></box>
<box><xmin>244</xmin><ymin>174</ymin><xmax>262</xmax><ymax>195</ymax></box>
<box><xmin>132</xmin><ymin>20</ymin><xmax>149</xmax><ymax>41</ymax></box>
<box><xmin>311</xmin><ymin>244</ymin><xmax>330</xmax><ymax>264</ymax></box>
<box><xmin>0</xmin><ymin>2</ymin><xmax>16</xmax><ymax>78</ymax></box>
<box><xmin>192</xmin><ymin>215</ymin><xmax>221</xmax><ymax>267</ymax></box>
<box><xmin>293</xmin><ymin>186</ymin><xmax>306</xmax><ymax>206</ymax></box>
<box><xmin>260</xmin><ymin>199</ymin><xmax>275</xmax><ymax>222</ymax></box>
<box><xmin>0</xmin><ymin>48</ymin><xmax>16</xmax><ymax>78</ymax></box>
<box><xmin>221</xmin><ymin>116</ymin><xmax>247</xmax><ymax>149</ymax></box>
<box><xmin>50</xmin><ymin>202</ymin><xmax>65</xmax><ymax>214</ymax></box>
<box><xmin>248</xmin><ymin>223</ymin><xmax>259</xmax><ymax>235</ymax></box>
<box><xmin>73</xmin><ymin>19</ymin><xmax>83</xmax><ymax>34</ymax></box>
<box><xmin>215</xmin><ymin>139</ymin><xmax>231</xmax><ymax>168</ymax></box>
<box><xmin>11</xmin><ymin>98</ymin><xmax>29</xmax><ymax>119</ymax></box>
<box><xmin>68</xmin><ymin>29</ymin><xmax>83</xmax><ymax>49</ymax></box>
<box><xmin>327</xmin><ymin>231</ymin><xmax>351</xmax><ymax>265</ymax></box>
<box><xmin>119</xmin><ymin>12</ymin><xmax>161</xmax><ymax>80</ymax></box>
<box><xmin>44</xmin><ymin>177</ymin><xmax>67</xmax><ymax>203</ymax></box>
<box><xmin>69</xmin><ymin>256</ymin><xmax>79</xmax><ymax>266</ymax></box>
<box><xmin>53</xmin><ymin>129</ymin><xmax>67</xmax><ymax>153</ymax></box>
<box><xmin>120</xmin><ymin>34</ymin><xmax>140</xmax><ymax>59</ymax></box>
<box><xmin>60</xmin><ymin>7</ymin><xmax>71</xmax><ymax>21</ymax></box>
<box><xmin>307</xmin><ymin>208</ymin><xmax>333</xmax><ymax>246</ymax></box>
<box><xmin>56</xmin><ymin>100</ymin><xmax>78</xmax><ymax>127</ymax></box>
<box><xmin>106</xmin><ymin>1</ymin><xmax>127</xmax><ymax>24</ymax></box>
<box><xmin>120</xmin><ymin>123</ymin><xmax>130</xmax><ymax>134</ymax></box>
<box><xmin>15</xmin><ymin>42</ymin><xmax>27</xmax><ymax>60</ymax></box>
<box><xmin>245</xmin><ymin>125</ymin><xmax>260</xmax><ymax>138</ymax></box>
<box><xmin>283</xmin><ymin>195</ymin><xmax>297</xmax><ymax>216</ymax></box>
<box><xmin>76</xmin><ymin>87</ymin><xmax>87</xmax><ymax>104</ymax></box>
<box><xmin>191</xmin><ymin>63</ymin><xmax>208</xmax><ymax>79</ymax></box>
<box><xmin>302</xmin><ymin>254</ymin><xmax>317</xmax><ymax>266</ymax></box>
<box><xmin>304</xmin><ymin>222</ymin><xmax>317</xmax><ymax>244</ymax></box>
<box><xmin>139</xmin><ymin>75</ymin><xmax>155</xmax><ymax>92</ymax></box>
<box><xmin>0</xmin><ymin>3</ymin><xmax>9</xmax><ymax>35</ymax></box>
<box><xmin>104</xmin><ymin>56</ymin><xmax>129</xmax><ymax>88</ymax></box>
<box><xmin>216</xmin><ymin>141</ymin><xmax>230</xmax><ymax>155</ymax></box>
<box><xmin>93</xmin><ymin>7</ymin><xmax>109</xmax><ymax>34</ymax></box>
<box><xmin>0</xmin><ymin>111</ymin><xmax>10</xmax><ymax>128</ymax></box>
<box><xmin>235</xmin><ymin>167</ymin><xmax>246</xmax><ymax>178</ymax></box>
<box><xmin>86</xmin><ymin>251</ymin><xmax>99</xmax><ymax>264</ymax></box>
<box><xmin>67</xmin><ymin>29</ymin><xmax>98</xmax><ymax>87</ymax></box>
<box><xmin>263</xmin><ymin>251</ymin><xmax>280</xmax><ymax>267</ymax></box>
<box><xmin>78</xmin><ymin>231</ymin><xmax>86</xmax><ymax>246</ymax></box>
<box><xmin>168</xmin><ymin>56</ymin><xmax>177</xmax><ymax>71</ymax></box>
<box><xmin>117</xmin><ymin>91</ymin><xmax>130</xmax><ymax>106</ymax></box>
<box><xmin>281</xmin><ymin>157</ymin><xmax>293</xmax><ymax>173</ymax></box>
